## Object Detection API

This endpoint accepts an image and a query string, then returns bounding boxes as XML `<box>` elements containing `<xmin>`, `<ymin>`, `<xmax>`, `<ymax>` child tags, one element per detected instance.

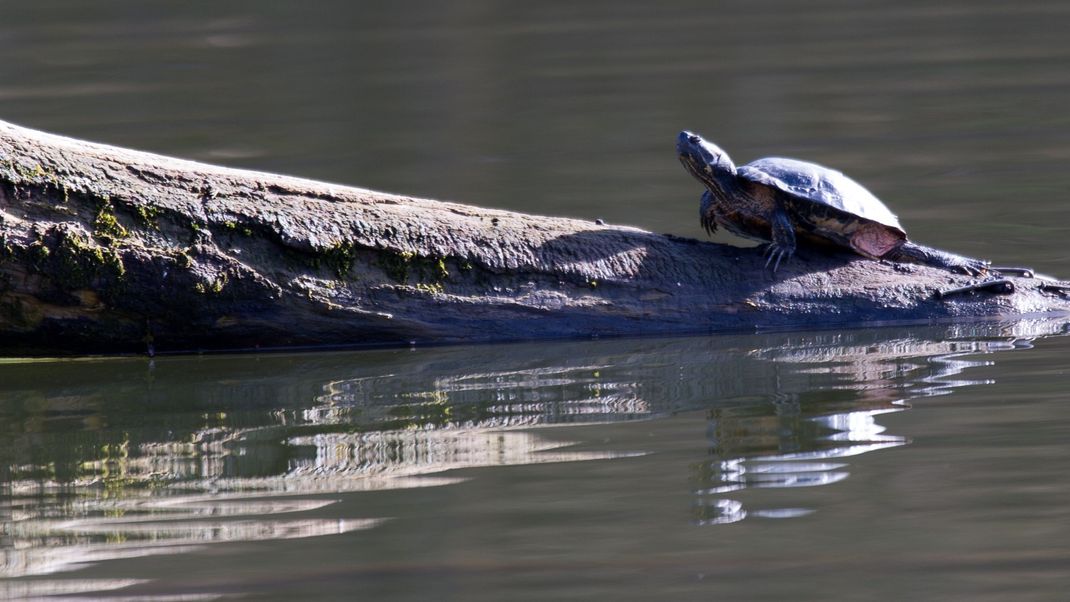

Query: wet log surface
<box><xmin>0</xmin><ymin>119</ymin><xmax>1067</xmax><ymax>355</ymax></box>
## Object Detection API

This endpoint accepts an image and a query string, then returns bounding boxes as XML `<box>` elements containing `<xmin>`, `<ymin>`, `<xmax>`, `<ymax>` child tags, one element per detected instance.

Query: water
<box><xmin>3</xmin><ymin>1</ymin><xmax>1070</xmax><ymax>599</ymax></box>
<box><xmin>5</xmin><ymin>1</ymin><xmax>1070</xmax><ymax>271</ymax></box>
<box><xmin>2</xmin><ymin>320</ymin><xmax>1069</xmax><ymax>600</ymax></box>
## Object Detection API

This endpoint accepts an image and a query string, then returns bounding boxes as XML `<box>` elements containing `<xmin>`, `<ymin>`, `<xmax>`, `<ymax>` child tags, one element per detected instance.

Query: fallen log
<box><xmin>0</xmin><ymin>119</ymin><xmax>1066</xmax><ymax>355</ymax></box>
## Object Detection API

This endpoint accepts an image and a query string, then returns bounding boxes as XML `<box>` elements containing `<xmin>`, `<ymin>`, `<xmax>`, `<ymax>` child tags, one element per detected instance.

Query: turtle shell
<box><xmin>737</xmin><ymin>157</ymin><xmax>906</xmax><ymax>257</ymax></box>
<box><xmin>738</xmin><ymin>158</ymin><xmax>903</xmax><ymax>231</ymax></box>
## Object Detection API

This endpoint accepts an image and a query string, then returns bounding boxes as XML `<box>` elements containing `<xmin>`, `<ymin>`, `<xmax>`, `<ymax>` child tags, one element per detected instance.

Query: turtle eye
<box><xmin>687</xmin><ymin>135</ymin><xmax>700</xmax><ymax>144</ymax></box>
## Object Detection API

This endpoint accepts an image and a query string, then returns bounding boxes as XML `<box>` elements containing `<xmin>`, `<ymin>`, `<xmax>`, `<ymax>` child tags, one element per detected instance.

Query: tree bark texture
<box><xmin>0</xmin><ymin>119</ymin><xmax>1066</xmax><ymax>354</ymax></box>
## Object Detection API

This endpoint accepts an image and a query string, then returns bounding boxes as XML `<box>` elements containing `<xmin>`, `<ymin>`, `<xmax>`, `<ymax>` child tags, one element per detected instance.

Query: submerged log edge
<box><xmin>0</xmin><ymin>119</ymin><xmax>1067</xmax><ymax>355</ymax></box>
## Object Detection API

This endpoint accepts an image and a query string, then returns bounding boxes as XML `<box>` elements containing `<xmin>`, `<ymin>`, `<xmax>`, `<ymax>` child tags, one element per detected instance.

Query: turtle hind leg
<box><xmin>889</xmin><ymin>242</ymin><xmax>989</xmax><ymax>276</ymax></box>
<box><xmin>764</xmin><ymin>208</ymin><xmax>797</xmax><ymax>272</ymax></box>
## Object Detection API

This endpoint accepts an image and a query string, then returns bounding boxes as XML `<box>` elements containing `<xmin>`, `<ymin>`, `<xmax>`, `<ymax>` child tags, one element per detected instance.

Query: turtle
<box><xmin>676</xmin><ymin>130</ymin><xmax>991</xmax><ymax>275</ymax></box>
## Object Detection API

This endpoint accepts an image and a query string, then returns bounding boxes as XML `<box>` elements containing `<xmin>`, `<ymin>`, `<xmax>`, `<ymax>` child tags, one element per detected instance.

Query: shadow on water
<box><xmin>0</xmin><ymin>316</ymin><xmax>1068</xmax><ymax>598</ymax></box>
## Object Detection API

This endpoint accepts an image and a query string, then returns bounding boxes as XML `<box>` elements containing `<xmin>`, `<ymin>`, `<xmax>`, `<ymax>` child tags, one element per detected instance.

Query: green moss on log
<box><xmin>93</xmin><ymin>198</ymin><xmax>129</xmax><ymax>244</ymax></box>
<box><xmin>376</xmin><ymin>250</ymin><xmax>453</xmax><ymax>292</ymax></box>
<box><xmin>52</xmin><ymin>230</ymin><xmax>126</xmax><ymax>289</ymax></box>
<box><xmin>322</xmin><ymin>242</ymin><xmax>357</xmax><ymax>279</ymax></box>
<box><xmin>24</xmin><ymin>229</ymin><xmax>125</xmax><ymax>291</ymax></box>
<box><xmin>194</xmin><ymin>273</ymin><xmax>228</xmax><ymax>295</ymax></box>
<box><xmin>135</xmin><ymin>205</ymin><xmax>161</xmax><ymax>230</ymax></box>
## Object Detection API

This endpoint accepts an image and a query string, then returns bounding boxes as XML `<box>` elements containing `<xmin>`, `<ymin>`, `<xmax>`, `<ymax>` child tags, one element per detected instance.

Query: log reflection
<box><xmin>1</xmin><ymin>318</ymin><xmax>1065</xmax><ymax>584</ymax></box>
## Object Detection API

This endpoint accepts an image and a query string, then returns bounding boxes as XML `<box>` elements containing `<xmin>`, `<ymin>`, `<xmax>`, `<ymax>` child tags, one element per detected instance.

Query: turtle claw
<box><xmin>958</xmin><ymin>259</ymin><xmax>991</xmax><ymax>278</ymax></box>
<box><xmin>762</xmin><ymin>243</ymin><xmax>792</xmax><ymax>273</ymax></box>
<box><xmin>700</xmin><ymin>213</ymin><xmax>717</xmax><ymax>237</ymax></box>
<box><xmin>699</xmin><ymin>191</ymin><xmax>717</xmax><ymax>237</ymax></box>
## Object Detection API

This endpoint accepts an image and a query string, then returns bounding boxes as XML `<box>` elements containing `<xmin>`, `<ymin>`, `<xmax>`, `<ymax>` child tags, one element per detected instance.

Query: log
<box><xmin>0</xmin><ymin>119</ymin><xmax>1067</xmax><ymax>355</ymax></box>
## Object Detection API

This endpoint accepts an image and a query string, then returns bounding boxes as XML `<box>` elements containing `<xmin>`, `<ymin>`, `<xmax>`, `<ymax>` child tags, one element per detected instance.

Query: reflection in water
<box><xmin>691</xmin><ymin>319</ymin><xmax>1068</xmax><ymax>525</ymax></box>
<box><xmin>0</xmin><ymin>356</ymin><xmax>643</xmax><ymax>585</ymax></box>
<box><xmin>0</xmin><ymin>317</ymin><xmax>1067</xmax><ymax>595</ymax></box>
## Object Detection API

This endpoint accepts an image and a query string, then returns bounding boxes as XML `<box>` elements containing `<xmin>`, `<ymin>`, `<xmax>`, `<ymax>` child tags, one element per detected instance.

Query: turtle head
<box><xmin>676</xmin><ymin>131</ymin><xmax>737</xmax><ymax>192</ymax></box>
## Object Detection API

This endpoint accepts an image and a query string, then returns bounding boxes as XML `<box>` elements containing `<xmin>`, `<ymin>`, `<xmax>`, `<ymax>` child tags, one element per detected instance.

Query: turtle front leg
<box><xmin>699</xmin><ymin>190</ymin><xmax>718</xmax><ymax>236</ymax></box>
<box><xmin>764</xmin><ymin>206</ymin><xmax>796</xmax><ymax>272</ymax></box>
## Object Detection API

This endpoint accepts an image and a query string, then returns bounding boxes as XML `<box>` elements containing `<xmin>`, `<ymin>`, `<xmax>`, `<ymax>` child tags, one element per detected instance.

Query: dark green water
<box><xmin>2</xmin><ymin>321</ymin><xmax>1070</xmax><ymax>600</ymax></box>
<box><xmin>3</xmin><ymin>1</ymin><xmax>1070</xmax><ymax>600</ymax></box>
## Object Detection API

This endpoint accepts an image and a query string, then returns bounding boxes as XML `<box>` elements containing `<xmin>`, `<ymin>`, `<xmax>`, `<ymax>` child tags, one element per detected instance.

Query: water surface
<box><xmin>2</xmin><ymin>319</ymin><xmax>1069</xmax><ymax>599</ymax></box>
<box><xmin>2</xmin><ymin>1</ymin><xmax>1070</xmax><ymax>599</ymax></box>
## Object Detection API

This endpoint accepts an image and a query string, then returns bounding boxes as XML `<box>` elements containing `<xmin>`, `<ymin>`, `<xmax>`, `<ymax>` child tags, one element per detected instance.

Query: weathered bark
<box><xmin>0</xmin><ymin>119</ymin><xmax>1067</xmax><ymax>354</ymax></box>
